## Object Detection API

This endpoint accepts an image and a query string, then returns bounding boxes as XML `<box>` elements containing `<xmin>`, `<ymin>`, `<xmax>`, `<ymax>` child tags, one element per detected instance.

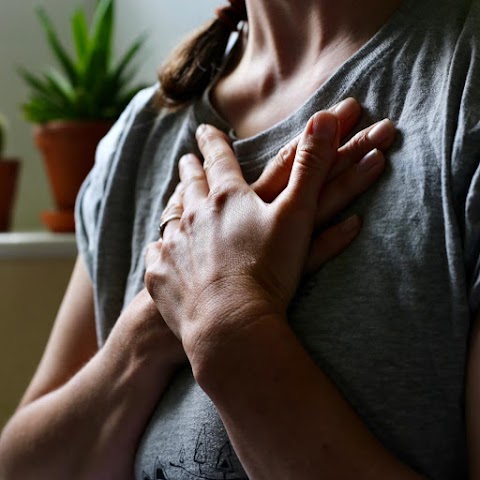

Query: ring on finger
<box><xmin>158</xmin><ymin>213</ymin><xmax>182</xmax><ymax>239</ymax></box>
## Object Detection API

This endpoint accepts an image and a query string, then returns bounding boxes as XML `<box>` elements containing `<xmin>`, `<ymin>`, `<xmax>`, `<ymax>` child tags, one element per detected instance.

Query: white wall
<box><xmin>115</xmin><ymin>0</ymin><xmax>222</xmax><ymax>86</ymax></box>
<box><xmin>0</xmin><ymin>0</ymin><xmax>221</xmax><ymax>231</ymax></box>
<box><xmin>0</xmin><ymin>255</ymin><xmax>76</xmax><ymax>428</ymax></box>
<box><xmin>0</xmin><ymin>1</ymin><xmax>94</xmax><ymax>230</ymax></box>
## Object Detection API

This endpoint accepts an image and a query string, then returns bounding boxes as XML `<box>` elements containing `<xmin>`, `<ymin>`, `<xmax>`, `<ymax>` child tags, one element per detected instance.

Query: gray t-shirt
<box><xmin>75</xmin><ymin>0</ymin><xmax>480</xmax><ymax>478</ymax></box>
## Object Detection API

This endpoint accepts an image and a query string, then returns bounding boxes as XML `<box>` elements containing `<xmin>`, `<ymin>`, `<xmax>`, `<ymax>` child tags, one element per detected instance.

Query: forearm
<box><xmin>190</xmin><ymin>314</ymin><xmax>426</xmax><ymax>480</ymax></box>
<box><xmin>0</xmin><ymin>292</ymin><xmax>179</xmax><ymax>480</ymax></box>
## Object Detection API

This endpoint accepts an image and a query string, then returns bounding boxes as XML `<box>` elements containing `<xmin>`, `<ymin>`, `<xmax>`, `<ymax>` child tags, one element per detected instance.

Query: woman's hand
<box><xmin>145</xmin><ymin>107</ymin><xmax>394</xmax><ymax>362</ymax></box>
<box><xmin>144</xmin><ymin>108</ymin><xmax>425</xmax><ymax>480</ymax></box>
<box><xmin>252</xmin><ymin>98</ymin><xmax>394</xmax><ymax>271</ymax></box>
<box><xmin>114</xmin><ymin>287</ymin><xmax>186</xmax><ymax>368</ymax></box>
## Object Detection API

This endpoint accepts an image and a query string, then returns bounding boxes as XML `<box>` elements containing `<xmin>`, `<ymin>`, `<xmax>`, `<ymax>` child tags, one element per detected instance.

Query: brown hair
<box><xmin>156</xmin><ymin>1</ymin><xmax>247</xmax><ymax>110</ymax></box>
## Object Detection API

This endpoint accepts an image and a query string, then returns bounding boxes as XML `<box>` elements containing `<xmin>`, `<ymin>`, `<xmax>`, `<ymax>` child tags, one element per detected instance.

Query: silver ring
<box><xmin>158</xmin><ymin>214</ymin><xmax>182</xmax><ymax>239</ymax></box>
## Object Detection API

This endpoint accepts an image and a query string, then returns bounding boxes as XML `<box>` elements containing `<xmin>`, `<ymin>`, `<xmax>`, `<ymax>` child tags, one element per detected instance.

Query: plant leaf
<box><xmin>80</xmin><ymin>1</ymin><xmax>113</xmax><ymax>97</ymax></box>
<box><xmin>20</xmin><ymin>0</ymin><xmax>147</xmax><ymax>124</ymax></box>
<box><xmin>71</xmin><ymin>8</ymin><xmax>89</xmax><ymax>63</ymax></box>
<box><xmin>87</xmin><ymin>0</ymin><xmax>114</xmax><ymax>75</ymax></box>
<box><xmin>22</xmin><ymin>96</ymin><xmax>71</xmax><ymax>124</ymax></box>
<box><xmin>43</xmin><ymin>69</ymin><xmax>76</xmax><ymax>108</ymax></box>
<box><xmin>111</xmin><ymin>34</ymin><xmax>146</xmax><ymax>81</ymax></box>
<box><xmin>35</xmin><ymin>6</ymin><xmax>78</xmax><ymax>86</ymax></box>
<box><xmin>17</xmin><ymin>67</ymin><xmax>52</xmax><ymax>97</ymax></box>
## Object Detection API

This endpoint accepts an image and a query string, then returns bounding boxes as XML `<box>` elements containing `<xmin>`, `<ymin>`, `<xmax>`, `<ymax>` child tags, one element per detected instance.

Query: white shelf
<box><xmin>0</xmin><ymin>232</ymin><xmax>77</xmax><ymax>259</ymax></box>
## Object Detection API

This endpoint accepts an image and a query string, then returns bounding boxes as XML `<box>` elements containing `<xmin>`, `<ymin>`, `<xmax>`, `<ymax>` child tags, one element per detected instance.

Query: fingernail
<box><xmin>367</xmin><ymin>119</ymin><xmax>394</xmax><ymax>144</ymax></box>
<box><xmin>179</xmin><ymin>153</ymin><xmax>192</xmax><ymax>168</ymax></box>
<box><xmin>196</xmin><ymin>124</ymin><xmax>207</xmax><ymax>140</ymax></box>
<box><xmin>357</xmin><ymin>149</ymin><xmax>384</xmax><ymax>174</ymax></box>
<box><xmin>333</xmin><ymin>97</ymin><xmax>357</xmax><ymax>117</ymax></box>
<box><xmin>312</xmin><ymin>113</ymin><xmax>337</xmax><ymax>143</ymax></box>
<box><xmin>340</xmin><ymin>215</ymin><xmax>361</xmax><ymax>234</ymax></box>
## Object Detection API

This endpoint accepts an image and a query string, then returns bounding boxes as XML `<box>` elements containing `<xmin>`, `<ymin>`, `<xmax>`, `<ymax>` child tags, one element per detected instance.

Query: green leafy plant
<box><xmin>19</xmin><ymin>0</ymin><xmax>146</xmax><ymax>124</ymax></box>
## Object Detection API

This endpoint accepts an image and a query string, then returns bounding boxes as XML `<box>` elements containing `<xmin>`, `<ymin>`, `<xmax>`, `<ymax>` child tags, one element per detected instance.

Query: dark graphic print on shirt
<box><xmin>142</xmin><ymin>424</ymin><xmax>249</xmax><ymax>480</ymax></box>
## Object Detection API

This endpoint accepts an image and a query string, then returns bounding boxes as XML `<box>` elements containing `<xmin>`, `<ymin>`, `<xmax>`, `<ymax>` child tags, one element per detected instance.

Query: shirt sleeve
<box><xmin>465</xmin><ymin>160</ymin><xmax>480</xmax><ymax>314</ymax></box>
<box><xmin>449</xmin><ymin>11</ymin><xmax>480</xmax><ymax>315</ymax></box>
<box><xmin>74</xmin><ymin>86</ymin><xmax>158</xmax><ymax>281</ymax></box>
<box><xmin>456</xmin><ymin>70</ymin><xmax>480</xmax><ymax>315</ymax></box>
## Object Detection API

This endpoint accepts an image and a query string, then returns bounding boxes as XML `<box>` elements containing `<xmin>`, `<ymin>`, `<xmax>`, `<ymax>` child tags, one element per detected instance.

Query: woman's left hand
<box><xmin>145</xmin><ymin>111</ymin><xmax>360</xmax><ymax>361</ymax></box>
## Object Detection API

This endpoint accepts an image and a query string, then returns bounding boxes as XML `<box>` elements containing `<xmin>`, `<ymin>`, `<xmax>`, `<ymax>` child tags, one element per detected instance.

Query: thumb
<box><xmin>279</xmin><ymin>111</ymin><xmax>338</xmax><ymax>212</ymax></box>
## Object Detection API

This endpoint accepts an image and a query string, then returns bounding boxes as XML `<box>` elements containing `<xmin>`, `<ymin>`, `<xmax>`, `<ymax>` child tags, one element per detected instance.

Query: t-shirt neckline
<box><xmin>194</xmin><ymin>0</ymin><xmax>418</xmax><ymax>165</ymax></box>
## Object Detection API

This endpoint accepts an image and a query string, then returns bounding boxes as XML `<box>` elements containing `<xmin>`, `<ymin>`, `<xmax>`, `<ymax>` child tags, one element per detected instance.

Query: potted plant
<box><xmin>0</xmin><ymin>114</ymin><xmax>21</xmax><ymax>232</ymax></box>
<box><xmin>19</xmin><ymin>0</ymin><xmax>146</xmax><ymax>232</ymax></box>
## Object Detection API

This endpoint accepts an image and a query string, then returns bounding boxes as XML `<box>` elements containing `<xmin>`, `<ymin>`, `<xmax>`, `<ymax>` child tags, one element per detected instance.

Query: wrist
<box><xmin>186</xmin><ymin>308</ymin><xmax>287</xmax><ymax>391</ymax></box>
<box><xmin>111</xmin><ymin>289</ymin><xmax>185</xmax><ymax>373</ymax></box>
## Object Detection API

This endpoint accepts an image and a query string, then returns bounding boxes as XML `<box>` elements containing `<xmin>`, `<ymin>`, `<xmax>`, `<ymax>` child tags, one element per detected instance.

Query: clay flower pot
<box><xmin>34</xmin><ymin>121</ymin><xmax>112</xmax><ymax>232</ymax></box>
<box><xmin>0</xmin><ymin>158</ymin><xmax>20</xmax><ymax>232</ymax></box>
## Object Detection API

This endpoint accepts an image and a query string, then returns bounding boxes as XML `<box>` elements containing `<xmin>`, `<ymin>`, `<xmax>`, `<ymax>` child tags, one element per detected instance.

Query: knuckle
<box><xmin>296</xmin><ymin>143</ymin><xmax>328</xmax><ymax>171</ymax></box>
<box><xmin>203</xmin><ymin>148</ymin><xmax>226</xmax><ymax>173</ymax></box>
<box><xmin>209</xmin><ymin>188</ymin><xmax>230</xmax><ymax>209</ymax></box>
<box><xmin>272</xmin><ymin>149</ymin><xmax>291</xmax><ymax>173</ymax></box>
<box><xmin>350</xmin><ymin>130</ymin><xmax>369</xmax><ymax>151</ymax></box>
<box><xmin>184</xmin><ymin>173</ymin><xmax>204</xmax><ymax>189</ymax></box>
<box><xmin>160</xmin><ymin>205</ymin><xmax>182</xmax><ymax>221</ymax></box>
<box><xmin>163</xmin><ymin>192</ymin><xmax>183</xmax><ymax>212</ymax></box>
<box><xmin>276</xmin><ymin>146</ymin><xmax>290</xmax><ymax>167</ymax></box>
<box><xmin>144</xmin><ymin>265</ymin><xmax>160</xmax><ymax>295</ymax></box>
<box><xmin>215</xmin><ymin>179</ymin><xmax>242</xmax><ymax>198</ymax></box>
<box><xmin>277</xmin><ymin>139</ymin><xmax>296</xmax><ymax>166</ymax></box>
<box><xmin>198</xmin><ymin>129</ymin><xmax>220</xmax><ymax>151</ymax></box>
<box><xmin>158</xmin><ymin>237</ymin><xmax>176</xmax><ymax>262</ymax></box>
<box><xmin>183</xmin><ymin>209</ymin><xmax>197</xmax><ymax>229</ymax></box>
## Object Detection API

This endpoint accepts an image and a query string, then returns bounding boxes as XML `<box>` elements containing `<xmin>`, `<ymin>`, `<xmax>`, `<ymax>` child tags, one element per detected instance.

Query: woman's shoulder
<box><xmin>96</xmin><ymin>84</ymin><xmax>159</xmax><ymax>159</ymax></box>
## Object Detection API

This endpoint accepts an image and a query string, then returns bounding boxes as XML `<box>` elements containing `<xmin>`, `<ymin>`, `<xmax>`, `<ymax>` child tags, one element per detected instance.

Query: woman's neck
<box><xmin>211</xmin><ymin>0</ymin><xmax>405</xmax><ymax>138</ymax></box>
<box><xmin>242</xmin><ymin>0</ymin><xmax>404</xmax><ymax>79</ymax></box>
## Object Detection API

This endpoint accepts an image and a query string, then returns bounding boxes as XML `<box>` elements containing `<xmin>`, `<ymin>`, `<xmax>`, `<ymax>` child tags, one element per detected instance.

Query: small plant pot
<box><xmin>40</xmin><ymin>209</ymin><xmax>76</xmax><ymax>233</ymax></box>
<box><xmin>34</xmin><ymin>121</ymin><xmax>112</xmax><ymax>232</ymax></box>
<box><xmin>0</xmin><ymin>158</ymin><xmax>21</xmax><ymax>232</ymax></box>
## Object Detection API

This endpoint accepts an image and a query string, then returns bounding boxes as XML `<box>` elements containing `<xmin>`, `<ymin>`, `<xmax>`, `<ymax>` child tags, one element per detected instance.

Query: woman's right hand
<box><xmin>148</xmin><ymin>100</ymin><xmax>396</xmax><ymax>350</ymax></box>
<box><xmin>151</xmin><ymin>97</ymin><xmax>395</xmax><ymax>369</ymax></box>
<box><xmin>162</xmin><ymin>97</ymin><xmax>394</xmax><ymax>273</ymax></box>
<box><xmin>251</xmin><ymin>97</ymin><xmax>395</xmax><ymax>272</ymax></box>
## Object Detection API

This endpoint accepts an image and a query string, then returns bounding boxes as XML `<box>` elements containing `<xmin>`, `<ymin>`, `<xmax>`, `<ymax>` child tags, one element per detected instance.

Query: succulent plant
<box><xmin>0</xmin><ymin>114</ymin><xmax>7</xmax><ymax>158</ymax></box>
<box><xmin>19</xmin><ymin>0</ymin><xmax>147</xmax><ymax>124</ymax></box>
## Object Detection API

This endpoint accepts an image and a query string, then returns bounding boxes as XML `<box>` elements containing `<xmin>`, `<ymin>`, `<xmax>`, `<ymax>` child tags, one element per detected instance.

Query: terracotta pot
<box><xmin>0</xmin><ymin>158</ymin><xmax>20</xmax><ymax>232</ymax></box>
<box><xmin>34</xmin><ymin>121</ymin><xmax>112</xmax><ymax>232</ymax></box>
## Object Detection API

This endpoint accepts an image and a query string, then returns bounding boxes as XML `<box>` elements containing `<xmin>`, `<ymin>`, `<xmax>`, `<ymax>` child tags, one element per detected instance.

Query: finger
<box><xmin>196</xmin><ymin>124</ymin><xmax>244</xmax><ymax>190</ymax></box>
<box><xmin>252</xmin><ymin>98</ymin><xmax>361</xmax><ymax>202</ymax></box>
<box><xmin>332</xmin><ymin>97</ymin><xmax>363</xmax><ymax>139</ymax></box>
<box><xmin>159</xmin><ymin>182</ymin><xmax>184</xmax><ymax>241</ymax></box>
<box><xmin>179</xmin><ymin>153</ymin><xmax>209</xmax><ymax>207</ymax></box>
<box><xmin>329</xmin><ymin>118</ymin><xmax>395</xmax><ymax>180</ymax></box>
<box><xmin>251</xmin><ymin>134</ymin><xmax>300</xmax><ymax>202</ymax></box>
<box><xmin>305</xmin><ymin>215</ymin><xmax>362</xmax><ymax>273</ymax></box>
<box><xmin>279</xmin><ymin>111</ymin><xmax>338</xmax><ymax>212</ymax></box>
<box><xmin>315</xmin><ymin>149</ymin><xmax>386</xmax><ymax>226</ymax></box>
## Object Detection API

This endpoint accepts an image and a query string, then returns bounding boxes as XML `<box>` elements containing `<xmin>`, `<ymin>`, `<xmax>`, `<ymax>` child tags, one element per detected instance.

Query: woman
<box><xmin>0</xmin><ymin>14</ymin><xmax>393</xmax><ymax>480</ymax></box>
<box><xmin>1</xmin><ymin>0</ymin><xmax>479</xmax><ymax>478</ymax></box>
<box><xmin>141</xmin><ymin>0</ymin><xmax>480</xmax><ymax>477</ymax></box>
